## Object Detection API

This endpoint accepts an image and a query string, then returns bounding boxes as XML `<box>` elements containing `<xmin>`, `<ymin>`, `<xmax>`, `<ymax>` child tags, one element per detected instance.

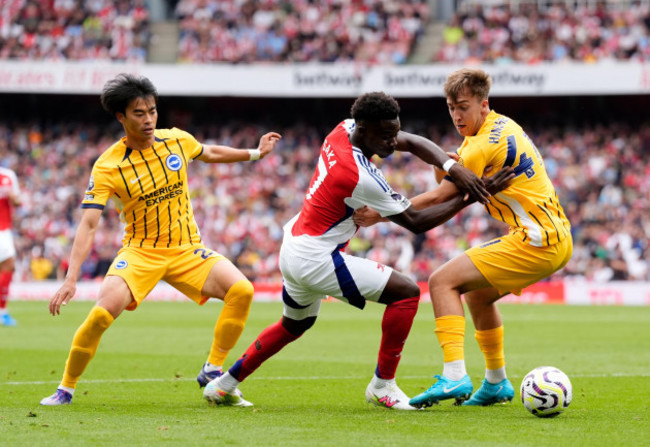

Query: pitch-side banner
<box><xmin>10</xmin><ymin>280</ymin><xmax>650</xmax><ymax>306</ymax></box>
<box><xmin>1</xmin><ymin>61</ymin><xmax>649</xmax><ymax>97</ymax></box>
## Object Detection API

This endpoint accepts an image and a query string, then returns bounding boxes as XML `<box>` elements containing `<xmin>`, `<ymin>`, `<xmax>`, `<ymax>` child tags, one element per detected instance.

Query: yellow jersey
<box><xmin>457</xmin><ymin>110</ymin><xmax>570</xmax><ymax>247</ymax></box>
<box><xmin>82</xmin><ymin>127</ymin><xmax>203</xmax><ymax>248</ymax></box>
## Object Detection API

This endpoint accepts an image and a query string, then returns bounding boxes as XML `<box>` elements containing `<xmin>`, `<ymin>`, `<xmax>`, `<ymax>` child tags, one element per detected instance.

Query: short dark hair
<box><xmin>100</xmin><ymin>73</ymin><xmax>159</xmax><ymax>116</ymax></box>
<box><xmin>350</xmin><ymin>92</ymin><xmax>400</xmax><ymax>122</ymax></box>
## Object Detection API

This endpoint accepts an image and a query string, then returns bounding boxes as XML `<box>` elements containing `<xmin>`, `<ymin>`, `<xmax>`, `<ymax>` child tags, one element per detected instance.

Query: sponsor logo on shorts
<box><xmin>114</xmin><ymin>260</ymin><xmax>128</xmax><ymax>270</ymax></box>
<box><xmin>166</xmin><ymin>154</ymin><xmax>183</xmax><ymax>171</ymax></box>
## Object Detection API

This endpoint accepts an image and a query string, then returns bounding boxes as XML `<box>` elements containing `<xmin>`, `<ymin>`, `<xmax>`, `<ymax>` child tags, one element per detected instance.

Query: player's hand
<box><xmin>353</xmin><ymin>206</ymin><xmax>385</xmax><ymax>227</ymax></box>
<box><xmin>257</xmin><ymin>132</ymin><xmax>282</xmax><ymax>159</ymax></box>
<box><xmin>483</xmin><ymin>166</ymin><xmax>515</xmax><ymax>195</ymax></box>
<box><xmin>49</xmin><ymin>281</ymin><xmax>77</xmax><ymax>316</ymax></box>
<box><xmin>448</xmin><ymin>163</ymin><xmax>490</xmax><ymax>204</ymax></box>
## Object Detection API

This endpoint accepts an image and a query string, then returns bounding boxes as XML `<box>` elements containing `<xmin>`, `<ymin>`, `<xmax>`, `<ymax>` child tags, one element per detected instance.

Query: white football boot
<box><xmin>365</xmin><ymin>375</ymin><xmax>419</xmax><ymax>410</ymax></box>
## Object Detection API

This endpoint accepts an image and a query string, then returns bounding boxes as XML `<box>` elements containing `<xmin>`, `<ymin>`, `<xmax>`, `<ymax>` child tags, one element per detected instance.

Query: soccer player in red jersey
<box><xmin>0</xmin><ymin>166</ymin><xmax>20</xmax><ymax>327</ymax></box>
<box><xmin>203</xmin><ymin>92</ymin><xmax>512</xmax><ymax>409</ymax></box>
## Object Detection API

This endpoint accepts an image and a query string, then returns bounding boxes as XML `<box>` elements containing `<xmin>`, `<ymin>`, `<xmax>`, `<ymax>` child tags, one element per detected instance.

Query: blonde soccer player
<box><xmin>355</xmin><ymin>68</ymin><xmax>572</xmax><ymax>407</ymax></box>
<box><xmin>40</xmin><ymin>73</ymin><xmax>281</xmax><ymax>405</ymax></box>
<box><xmin>410</xmin><ymin>68</ymin><xmax>572</xmax><ymax>407</ymax></box>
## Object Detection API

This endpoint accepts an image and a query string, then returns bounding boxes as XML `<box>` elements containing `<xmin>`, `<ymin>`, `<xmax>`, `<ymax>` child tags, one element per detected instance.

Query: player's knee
<box><xmin>403</xmin><ymin>281</ymin><xmax>420</xmax><ymax>300</ymax></box>
<box><xmin>428</xmin><ymin>269</ymin><xmax>449</xmax><ymax>295</ymax></box>
<box><xmin>225</xmin><ymin>279</ymin><xmax>254</xmax><ymax>307</ymax></box>
<box><xmin>380</xmin><ymin>271</ymin><xmax>420</xmax><ymax>303</ymax></box>
<box><xmin>282</xmin><ymin>315</ymin><xmax>316</xmax><ymax>336</ymax></box>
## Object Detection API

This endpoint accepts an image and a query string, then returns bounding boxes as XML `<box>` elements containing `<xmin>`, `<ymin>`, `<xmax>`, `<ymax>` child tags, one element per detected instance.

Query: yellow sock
<box><xmin>475</xmin><ymin>326</ymin><xmax>505</xmax><ymax>370</ymax></box>
<box><xmin>61</xmin><ymin>306</ymin><xmax>114</xmax><ymax>389</ymax></box>
<box><xmin>207</xmin><ymin>279</ymin><xmax>254</xmax><ymax>366</ymax></box>
<box><xmin>434</xmin><ymin>315</ymin><xmax>465</xmax><ymax>363</ymax></box>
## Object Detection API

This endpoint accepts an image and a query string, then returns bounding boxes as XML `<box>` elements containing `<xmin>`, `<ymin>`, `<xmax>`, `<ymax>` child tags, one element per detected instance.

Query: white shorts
<box><xmin>0</xmin><ymin>229</ymin><xmax>16</xmax><ymax>263</ymax></box>
<box><xmin>278</xmin><ymin>245</ymin><xmax>393</xmax><ymax>321</ymax></box>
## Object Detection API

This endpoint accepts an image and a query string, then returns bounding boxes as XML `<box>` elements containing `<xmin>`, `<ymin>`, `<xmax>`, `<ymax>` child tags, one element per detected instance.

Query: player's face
<box><xmin>117</xmin><ymin>96</ymin><xmax>158</xmax><ymax>145</ymax></box>
<box><xmin>447</xmin><ymin>90</ymin><xmax>489</xmax><ymax>137</ymax></box>
<box><xmin>360</xmin><ymin>118</ymin><xmax>400</xmax><ymax>158</ymax></box>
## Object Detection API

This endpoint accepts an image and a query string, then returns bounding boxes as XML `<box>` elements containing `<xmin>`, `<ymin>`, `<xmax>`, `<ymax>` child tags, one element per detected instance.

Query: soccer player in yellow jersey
<box><xmin>40</xmin><ymin>73</ymin><xmax>281</xmax><ymax>405</ymax></box>
<box><xmin>407</xmin><ymin>68</ymin><xmax>573</xmax><ymax>407</ymax></box>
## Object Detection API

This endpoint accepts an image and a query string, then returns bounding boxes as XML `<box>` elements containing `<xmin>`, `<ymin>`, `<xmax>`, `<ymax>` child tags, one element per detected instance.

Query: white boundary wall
<box><xmin>10</xmin><ymin>280</ymin><xmax>650</xmax><ymax>306</ymax></box>
<box><xmin>1</xmin><ymin>61</ymin><xmax>649</xmax><ymax>97</ymax></box>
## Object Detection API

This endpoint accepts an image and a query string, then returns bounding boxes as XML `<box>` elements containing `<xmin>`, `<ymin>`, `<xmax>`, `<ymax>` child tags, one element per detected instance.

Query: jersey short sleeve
<box><xmin>348</xmin><ymin>154</ymin><xmax>411</xmax><ymax>217</ymax></box>
<box><xmin>81</xmin><ymin>161</ymin><xmax>114</xmax><ymax>210</ymax></box>
<box><xmin>7</xmin><ymin>169</ymin><xmax>19</xmax><ymax>195</ymax></box>
<box><xmin>171</xmin><ymin>127</ymin><xmax>203</xmax><ymax>160</ymax></box>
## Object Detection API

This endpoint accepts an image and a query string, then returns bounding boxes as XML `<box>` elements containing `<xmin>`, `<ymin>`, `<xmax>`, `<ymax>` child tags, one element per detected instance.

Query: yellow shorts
<box><xmin>466</xmin><ymin>232</ymin><xmax>573</xmax><ymax>296</ymax></box>
<box><xmin>106</xmin><ymin>244</ymin><xmax>226</xmax><ymax>311</ymax></box>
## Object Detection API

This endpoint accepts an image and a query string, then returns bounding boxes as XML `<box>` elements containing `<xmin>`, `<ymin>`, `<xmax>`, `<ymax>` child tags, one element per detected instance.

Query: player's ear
<box><xmin>115</xmin><ymin>112</ymin><xmax>125</xmax><ymax>124</ymax></box>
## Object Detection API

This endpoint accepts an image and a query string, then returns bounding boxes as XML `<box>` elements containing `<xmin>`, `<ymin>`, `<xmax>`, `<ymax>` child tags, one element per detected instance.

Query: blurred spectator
<box><xmin>175</xmin><ymin>0</ymin><xmax>429</xmax><ymax>64</ymax></box>
<box><xmin>1</xmin><ymin>116</ymin><xmax>648</xmax><ymax>283</ymax></box>
<box><xmin>437</xmin><ymin>1</ymin><xmax>650</xmax><ymax>64</ymax></box>
<box><xmin>0</xmin><ymin>0</ymin><xmax>150</xmax><ymax>61</ymax></box>
<box><xmin>30</xmin><ymin>246</ymin><xmax>54</xmax><ymax>280</ymax></box>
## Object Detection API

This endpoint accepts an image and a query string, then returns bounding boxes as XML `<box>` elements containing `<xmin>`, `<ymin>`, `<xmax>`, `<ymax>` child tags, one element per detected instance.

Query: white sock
<box><xmin>203</xmin><ymin>362</ymin><xmax>222</xmax><ymax>373</ymax></box>
<box><xmin>218</xmin><ymin>372</ymin><xmax>240</xmax><ymax>393</ymax></box>
<box><xmin>485</xmin><ymin>367</ymin><xmax>507</xmax><ymax>384</ymax></box>
<box><xmin>371</xmin><ymin>375</ymin><xmax>394</xmax><ymax>389</ymax></box>
<box><xmin>442</xmin><ymin>360</ymin><xmax>467</xmax><ymax>381</ymax></box>
<box><xmin>0</xmin><ymin>309</ymin><xmax>7</xmax><ymax>316</ymax></box>
<box><xmin>58</xmin><ymin>385</ymin><xmax>75</xmax><ymax>396</ymax></box>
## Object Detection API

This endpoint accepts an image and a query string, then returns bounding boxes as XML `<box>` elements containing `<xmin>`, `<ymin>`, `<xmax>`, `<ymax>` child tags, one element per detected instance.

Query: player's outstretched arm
<box><xmin>353</xmin><ymin>166</ymin><xmax>514</xmax><ymax>231</ymax></box>
<box><xmin>198</xmin><ymin>132</ymin><xmax>282</xmax><ymax>163</ymax></box>
<box><xmin>49</xmin><ymin>208</ymin><xmax>102</xmax><ymax>316</ymax></box>
<box><xmin>353</xmin><ymin>183</ymin><xmax>454</xmax><ymax>228</ymax></box>
<box><xmin>383</xmin><ymin>166</ymin><xmax>514</xmax><ymax>234</ymax></box>
<box><xmin>396</xmin><ymin>131</ymin><xmax>489</xmax><ymax>204</ymax></box>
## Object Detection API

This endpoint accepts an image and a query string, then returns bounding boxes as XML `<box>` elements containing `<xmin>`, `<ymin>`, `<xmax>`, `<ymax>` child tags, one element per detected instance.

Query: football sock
<box><xmin>485</xmin><ymin>367</ymin><xmax>507</xmax><ymax>384</ymax></box>
<box><xmin>58</xmin><ymin>385</ymin><xmax>75</xmax><ymax>396</ymax></box>
<box><xmin>369</xmin><ymin>374</ymin><xmax>393</xmax><ymax>389</ymax></box>
<box><xmin>228</xmin><ymin>320</ymin><xmax>300</xmax><ymax>382</ymax></box>
<box><xmin>475</xmin><ymin>326</ymin><xmax>506</xmax><ymax>384</ymax></box>
<box><xmin>217</xmin><ymin>372</ymin><xmax>240</xmax><ymax>393</ymax></box>
<box><xmin>208</xmin><ymin>279</ymin><xmax>254</xmax><ymax>367</ymax></box>
<box><xmin>435</xmin><ymin>315</ymin><xmax>467</xmax><ymax>381</ymax></box>
<box><xmin>61</xmin><ymin>306</ymin><xmax>114</xmax><ymax>389</ymax></box>
<box><xmin>376</xmin><ymin>297</ymin><xmax>419</xmax><ymax>380</ymax></box>
<box><xmin>0</xmin><ymin>270</ymin><xmax>12</xmax><ymax>310</ymax></box>
<box><xmin>203</xmin><ymin>362</ymin><xmax>222</xmax><ymax>373</ymax></box>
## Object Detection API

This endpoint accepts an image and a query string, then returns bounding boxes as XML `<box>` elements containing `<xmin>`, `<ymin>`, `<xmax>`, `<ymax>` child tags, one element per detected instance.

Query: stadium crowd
<box><xmin>0</xmin><ymin>0</ymin><xmax>150</xmax><ymax>61</ymax></box>
<box><xmin>1</xmin><ymin>117</ymin><xmax>648</xmax><ymax>283</ymax></box>
<box><xmin>4</xmin><ymin>0</ymin><xmax>650</xmax><ymax>65</ymax></box>
<box><xmin>174</xmin><ymin>0</ymin><xmax>429</xmax><ymax>64</ymax></box>
<box><xmin>438</xmin><ymin>1</ymin><xmax>650</xmax><ymax>64</ymax></box>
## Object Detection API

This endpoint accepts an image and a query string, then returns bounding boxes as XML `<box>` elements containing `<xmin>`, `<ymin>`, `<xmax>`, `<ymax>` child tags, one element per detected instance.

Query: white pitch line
<box><xmin>2</xmin><ymin>371</ymin><xmax>649</xmax><ymax>386</ymax></box>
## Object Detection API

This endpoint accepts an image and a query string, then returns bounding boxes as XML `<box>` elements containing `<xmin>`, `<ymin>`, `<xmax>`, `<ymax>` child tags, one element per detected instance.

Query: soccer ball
<box><xmin>520</xmin><ymin>366</ymin><xmax>572</xmax><ymax>418</ymax></box>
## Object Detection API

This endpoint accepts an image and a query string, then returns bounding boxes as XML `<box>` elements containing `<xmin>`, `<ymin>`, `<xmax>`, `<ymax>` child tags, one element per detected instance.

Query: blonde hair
<box><xmin>443</xmin><ymin>68</ymin><xmax>492</xmax><ymax>102</ymax></box>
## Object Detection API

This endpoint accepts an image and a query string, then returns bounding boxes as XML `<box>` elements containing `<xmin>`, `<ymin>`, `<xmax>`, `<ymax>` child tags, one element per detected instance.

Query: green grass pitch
<box><xmin>1</xmin><ymin>300</ymin><xmax>648</xmax><ymax>446</ymax></box>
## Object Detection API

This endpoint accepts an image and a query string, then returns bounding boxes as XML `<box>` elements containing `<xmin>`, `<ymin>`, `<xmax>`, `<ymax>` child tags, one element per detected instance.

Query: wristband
<box><xmin>248</xmin><ymin>149</ymin><xmax>261</xmax><ymax>161</ymax></box>
<box><xmin>442</xmin><ymin>159</ymin><xmax>457</xmax><ymax>173</ymax></box>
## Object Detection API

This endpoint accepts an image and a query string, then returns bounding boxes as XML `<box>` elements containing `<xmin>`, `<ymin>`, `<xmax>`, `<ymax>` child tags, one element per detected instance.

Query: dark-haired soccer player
<box><xmin>404</xmin><ymin>68</ymin><xmax>572</xmax><ymax>407</ymax></box>
<box><xmin>203</xmin><ymin>92</ymin><xmax>513</xmax><ymax>409</ymax></box>
<box><xmin>40</xmin><ymin>73</ymin><xmax>281</xmax><ymax>405</ymax></box>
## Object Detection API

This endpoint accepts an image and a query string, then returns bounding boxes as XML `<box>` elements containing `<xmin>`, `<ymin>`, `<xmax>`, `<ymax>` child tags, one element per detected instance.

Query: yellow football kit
<box><xmin>457</xmin><ymin>111</ymin><xmax>572</xmax><ymax>295</ymax></box>
<box><xmin>82</xmin><ymin>127</ymin><xmax>224</xmax><ymax>308</ymax></box>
